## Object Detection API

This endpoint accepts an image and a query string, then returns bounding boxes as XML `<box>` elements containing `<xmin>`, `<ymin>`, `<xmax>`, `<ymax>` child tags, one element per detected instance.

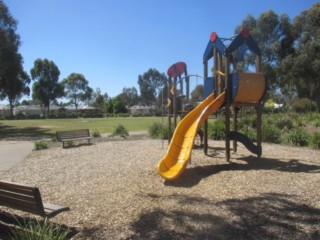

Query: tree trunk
<box><xmin>9</xmin><ymin>100</ymin><xmax>14</xmax><ymax>119</ymax></box>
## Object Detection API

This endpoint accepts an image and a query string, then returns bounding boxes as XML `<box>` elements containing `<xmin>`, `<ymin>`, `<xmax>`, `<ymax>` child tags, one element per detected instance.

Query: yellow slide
<box><xmin>158</xmin><ymin>91</ymin><xmax>226</xmax><ymax>180</ymax></box>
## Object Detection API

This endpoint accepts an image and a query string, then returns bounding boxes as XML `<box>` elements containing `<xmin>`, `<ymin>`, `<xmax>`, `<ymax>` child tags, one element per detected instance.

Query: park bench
<box><xmin>0</xmin><ymin>181</ymin><xmax>70</xmax><ymax>219</ymax></box>
<box><xmin>56</xmin><ymin>129</ymin><xmax>92</xmax><ymax>148</ymax></box>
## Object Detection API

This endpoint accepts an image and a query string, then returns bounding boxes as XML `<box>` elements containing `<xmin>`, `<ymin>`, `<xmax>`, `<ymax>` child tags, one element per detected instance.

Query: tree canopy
<box><xmin>62</xmin><ymin>73</ymin><xmax>93</xmax><ymax>116</ymax></box>
<box><xmin>0</xmin><ymin>0</ymin><xmax>30</xmax><ymax>117</ymax></box>
<box><xmin>138</xmin><ymin>68</ymin><xmax>167</xmax><ymax>106</ymax></box>
<box><xmin>30</xmin><ymin>58</ymin><xmax>64</xmax><ymax>116</ymax></box>
<box><xmin>235</xmin><ymin>3</ymin><xmax>320</xmax><ymax>110</ymax></box>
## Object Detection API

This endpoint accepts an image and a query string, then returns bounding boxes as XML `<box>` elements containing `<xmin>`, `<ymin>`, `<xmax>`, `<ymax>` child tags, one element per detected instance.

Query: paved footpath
<box><xmin>0</xmin><ymin>141</ymin><xmax>34</xmax><ymax>174</ymax></box>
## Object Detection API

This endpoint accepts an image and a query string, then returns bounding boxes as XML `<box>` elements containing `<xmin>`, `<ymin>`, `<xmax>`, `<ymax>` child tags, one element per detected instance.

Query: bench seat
<box><xmin>0</xmin><ymin>181</ymin><xmax>70</xmax><ymax>219</ymax></box>
<box><xmin>56</xmin><ymin>129</ymin><xmax>92</xmax><ymax>148</ymax></box>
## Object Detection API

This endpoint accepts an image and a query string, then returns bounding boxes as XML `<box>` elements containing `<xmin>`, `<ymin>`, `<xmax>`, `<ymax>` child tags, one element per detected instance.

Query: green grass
<box><xmin>0</xmin><ymin>117</ymin><xmax>162</xmax><ymax>138</ymax></box>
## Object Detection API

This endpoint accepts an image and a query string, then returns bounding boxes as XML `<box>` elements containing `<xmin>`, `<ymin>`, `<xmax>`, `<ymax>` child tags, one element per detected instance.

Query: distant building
<box><xmin>0</xmin><ymin>105</ymin><xmax>10</xmax><ymax>116</ymax></box>
<box><xmin>128</xmin><ymin>105</ymin><xmax>156</xmax><ymax>115</ymax></box>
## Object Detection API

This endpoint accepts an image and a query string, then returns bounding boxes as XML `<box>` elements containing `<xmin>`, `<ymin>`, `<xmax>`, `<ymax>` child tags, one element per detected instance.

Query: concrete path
<box><xmin>0</xmin><ymin>141</ymin><xmax>34</xmax><ymax>174</ymax></box>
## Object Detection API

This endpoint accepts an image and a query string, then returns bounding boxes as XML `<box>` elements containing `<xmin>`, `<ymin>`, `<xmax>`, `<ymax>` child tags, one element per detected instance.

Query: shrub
<box><xmin>262</xmin><ymin>124</ymin><xmax>281</xmax><ymax>143</ymax></box>
<box><xmin>65</xmin><ymin>140</ymin><xmax>74</xmax><ymax>147</ymax></box>
<box><xmin>34</xmin><ymin>141</ymin><xmax>48</xmax><ymax>150</ymax></box>
<box><xmin>239</xmin><ymin>126</ymin><xmax>256</xmax><ymax>142</ymax></box>
<box><xmin>208</xmin><ymin>120</ymin><xmax>225</xmax><ymax>140</ymax></box>
<box><xmin>92</xmin><ymin>130</ymin><xmax>101</xmax><ymax>138</ymax></box>
<box><xmin>310</xmin><ymin>132</ymin><xmax>320</xmax><ymax>149</ymax></box>
<box><xmin>10</xmin><ymin>218</ymin><xmax>69</xmax><ymax>240</ymax></box>
<box><xmin>111</xmin><ymin>124</ymin><xmax>129</xmax><ymax>138</ymax></box>
<box><xmin>284</xmin><ymin>128</ymin><xmax>310</xmax><ymax>146</ymax></box>
<box><xmin>291</xmin><ymin>98</ymin><xmax>317</xmax><ymax>113</ymax></box>
<box><xmin>149</xmin><ymin>122</ymin><xmax>163</xmax><ymax>139</ymax></box>
<box><xmin>314</xmin><ymin>119</ymin><xmax>320</xmax><ymax>128</ymax></box>
<box><xmin>275</xmin><ymin>116</ymin><xmax>294</xmax><ymax>131</ymax></box>
<box><xmin>238</xmin><ymin>115</ymin><xmax>256</xmax><ymax>129</ymax></box>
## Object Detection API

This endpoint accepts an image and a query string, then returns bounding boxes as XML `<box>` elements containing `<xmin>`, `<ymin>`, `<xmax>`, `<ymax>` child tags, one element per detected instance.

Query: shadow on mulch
<box><xmin>165</xmin><ymin>155</ymin><xmax>320</xmax><ymax>188</ymax></box>
<box><xmin>127</xmin><ymin>193</ymin><xmax>320</xmax><ymax>240</ymax></box>
<box><xmin>0</xmin><ymin>211</ymin><xmax>78</xmax><ymax>240</ymax></box>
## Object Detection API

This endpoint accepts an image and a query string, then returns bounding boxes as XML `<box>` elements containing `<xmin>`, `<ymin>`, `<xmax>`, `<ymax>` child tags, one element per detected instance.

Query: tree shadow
<box><xmin>127</xmin><ymin>193</ymin><xmax>320</xmax><ymax>239</ymax></box>
<box><xmin>0</xmin><ymin>123</ymin><xmax>53</xmax><ymax>139</ymax></box>
<box><xmin>165</xmin><ymin>155</ymin><xmax>320</xmax><ymax>188</ymax></box>
<box><xmin>0</xmin><ymin>210</ymin><xmax>78</xmax><ymax>239</ymax></box>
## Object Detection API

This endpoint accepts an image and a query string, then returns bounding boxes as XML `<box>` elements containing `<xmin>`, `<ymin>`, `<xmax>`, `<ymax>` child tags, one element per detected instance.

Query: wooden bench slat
<box><xmin>0</xmin><ymin>181</ymin><xmax>69</xmax><ymax>219</ymax></box>
<box><xmin>56</xmin><ymin>129</ymin><xmax>92</xmax><ymax>148</ymax></box>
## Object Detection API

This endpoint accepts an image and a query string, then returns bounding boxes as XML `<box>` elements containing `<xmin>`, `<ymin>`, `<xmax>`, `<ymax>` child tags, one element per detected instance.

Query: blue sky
<box><xmin>1</xmin><ymin>0</ymin><xmax>318</xmax><ymax>104</ymax></box>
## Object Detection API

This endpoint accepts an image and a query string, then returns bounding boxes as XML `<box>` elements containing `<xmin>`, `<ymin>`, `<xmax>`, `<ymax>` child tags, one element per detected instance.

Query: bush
<box><xmin>208</xmin><ymin>120</ymin><xmax>225</xmax><ymax>140</ymax></box>
<box><xmin>275</xmin><ymin>116</ymin><xmax>294</xmax><ymax>131</ymax></box>
<box><xmin>262</xmin><ymin>124</ymin><xmax>281</xmax><ymax>143</ymax></box>
<box><xmin>291</xmin><ymin>98</ymin><xmax>317</xmax><ymax>113</ymax></box>
<box><xmin>34</xmin><ymin>141</ymin><xmax>48</xmax><ymax>150</ymax></box>
<box><xmin>238</xmin><ymin>115</ymin><xmax>256</xmax><ymax>129</ymax></box>
<box><xmin>92</xmin><ymin>130</ymin><xmax>101</xmax><ymax>138</ymax></box>
<box><xmin>310</xmin><ymin>132</ymin><xmax>320</xmax><ymax>149</ymax></box>
<box><xmin>284</xmin><ymin>128</ymin><xmax>310</xmax><ymax>146</ymax></box>
<box><xmin>149</xmin><ymin>122</ymin><xmax>163</xmax><ymax>139</ymax></box>
<box><xmin>111</xmin><ymin>124</ymin><xmax>129</xmax><ymax>138</ymax></box>
<box><xmin>10</xmin><ymin>218</ymin><xmax>69</xmax><ymax>240</ymax></box>
<box><xmin>239</xmin><ymin>126</ymin><xmax>256</xmax><ymax>142</ymax></box>
<box><xmin>65</xmin><ymin>140</ymin><xmax>74</xmax><ymax>147</ymax></box>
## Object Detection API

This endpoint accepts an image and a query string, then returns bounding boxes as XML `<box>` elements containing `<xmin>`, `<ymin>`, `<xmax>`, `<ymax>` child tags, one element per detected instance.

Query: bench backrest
<box><xmin>56</xmin><ymin>129</ymin><xmax>90</xmax><ymax>141</ymax></box>
<box><xmin>0</xmin><ymin>181</ymin><xmax>45</xmax><ymax>217</ymax></box>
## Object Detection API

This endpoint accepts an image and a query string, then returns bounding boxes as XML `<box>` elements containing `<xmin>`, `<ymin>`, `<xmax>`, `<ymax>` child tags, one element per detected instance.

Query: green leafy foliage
<box><xmin>290</xmin><ymin>98</ymin><xmax>317</xmax><ymax>113</ymax></box>
<box><xmin>310</xmin><ymin>132</ymin><xmax>320</xmax><ymax>149</ymax></box>
<box><xmin>284</xmin><ymin>128</ymin><xmax>310</xmax><ymax>146</ymax></box>
<box><xmin>261</xmin><ymin>124</ymin><xmax>281</xmax><ymax>143</ymax></box>
<box><xmin>34</xmin><ymin>141</ymin><xmax>48</xmax><ymax>150</ymax></box>
<box><xmin>10</xmin><ymin>218</ymin><xmax>69</xmax><ymax>240</ymax></box>
<box><xmin>148</xmin><ymin>122</ymin><xmax>171</xmax><ymax>139</ymax></box>
<box><xmin>92</xmin><ymin>130</ymin><xmax>101</xmax><ymax>138</ymax></box>
<box><xmin>111</xmin><ymin>124</ymin><xmax>129</xmax><ymax>138</ymax></box>
<box><xmin>208</xmin><ymin>120</ymin><xmax>225</xmax><ymax>140</ymax></box>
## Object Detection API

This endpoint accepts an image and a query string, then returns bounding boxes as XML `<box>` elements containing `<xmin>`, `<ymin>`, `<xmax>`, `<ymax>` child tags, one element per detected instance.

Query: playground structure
<box><xmin>158</xmin><ymin>27</ymin><xmax>266</xmax><ymax>180</ymax></box>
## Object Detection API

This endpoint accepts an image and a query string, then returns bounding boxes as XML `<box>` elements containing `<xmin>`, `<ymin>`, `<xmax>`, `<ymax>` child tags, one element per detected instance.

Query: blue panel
<box><xmin>237</xmin><ymin>43</ymin><xmax>248</xmax><ymax>61</ymax></box>
<box><xmin>232</xmin><ymin>73</ymin><xmax>239</xmax><ymax>101</ymax></box>
<box><xmin>204</xmin><ymin>77</ymin><xmax>215</xmax><ymax>99</ymax></box>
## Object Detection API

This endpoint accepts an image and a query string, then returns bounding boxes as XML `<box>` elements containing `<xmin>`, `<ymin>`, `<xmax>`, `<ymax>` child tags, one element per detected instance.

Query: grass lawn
<box><xmin>0</xmin><ymin>117</ymin><xmax>163</xmax><ymax>138</ymax></box>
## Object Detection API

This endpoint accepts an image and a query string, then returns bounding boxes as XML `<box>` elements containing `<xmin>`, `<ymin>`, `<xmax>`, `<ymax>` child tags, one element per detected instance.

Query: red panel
<box><xmin>241</xmin><ymin>27</ymin><xmax>250</xmax><ymax>39</ymax></box>
<box><xmin>210</xmin><ymin>32</ymin><xmax>217</xmax><ymax>42</ymax></box>
<box><xmin>167</xmin><ymin>62</ymin><xmax>187</xmax><ymax>77</ymax></box>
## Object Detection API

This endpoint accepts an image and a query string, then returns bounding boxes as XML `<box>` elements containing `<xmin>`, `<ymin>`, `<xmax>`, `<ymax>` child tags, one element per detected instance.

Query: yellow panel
<box><xmin>234</xmin><ymin>72</ymin><xmax>266</xmax><ymax>103</ymax></box>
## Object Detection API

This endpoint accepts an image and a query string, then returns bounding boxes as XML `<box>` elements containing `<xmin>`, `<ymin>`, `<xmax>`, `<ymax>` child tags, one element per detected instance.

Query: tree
<box><xmin>190</xmin><ymin>85</ymin><xmax>204</xmax><ymax>104</ymax></box>
<box><xmin>62</xmin><ymin>73</ymin><xmax>93</xmax><ymax>116</ymax></box>
<box><xmin>116</xmin><ymin>87</ymin><xmax>139</xmax><ymax>107</ymax></box>
<box><xmin>281</xmin><ymin>3</ymin><xmax>320</xmax><ymax>110</ymax></box>
<box><xmin>138</xmin><ymin>68</ymin><xmax>167</xmax><ymax>106</ymax></box>
<box><xmin>30</xmin><ymin>59</ymin><xmax>64</xmax><ymax>117</ymax></box>
<box><xmin>235</xmin><ymin>10</ymin><xmax>293</xmax><ymax>97</ymax></box>
<box><xmin>112</xmin><ymin>97</ymin><xmax>127</xmax><ymax>114</ymax></box>
<box><xmin>0</xmin><ymin>0</ymin><xmax>30</xmax><ymax>117</ymax></box>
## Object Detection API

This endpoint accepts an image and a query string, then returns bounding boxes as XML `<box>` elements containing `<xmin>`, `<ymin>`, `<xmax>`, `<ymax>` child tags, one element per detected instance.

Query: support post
<box><xmin>167</xmin><ymin>78</ymin><xmax>172</xmax><ymax>143</ymax></box>
<box><xmin>225</xmin><ymin>51</ymin><xmax>231</xmax><ymax>162</ymax></box>
<box><xmin>232</xmin><ymin>106</ymin><xmax>238</xmax><ymax>152</ymax></box>
<box><xmin>173</xmin><ymin>76</ymin><xmax>177</xmax><ymax>128</ymax></box>
<box><xmin>203</xmin><ymin>61</ymin><xmax>208</xmax><ymax>155</ymax></box>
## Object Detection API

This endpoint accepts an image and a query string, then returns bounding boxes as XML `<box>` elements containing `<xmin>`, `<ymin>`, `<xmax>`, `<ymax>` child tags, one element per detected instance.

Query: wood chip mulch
<box><xmin>0</xmin><ymin>138</ymin><xmax>319</xmax><ymax>239</ymax></box>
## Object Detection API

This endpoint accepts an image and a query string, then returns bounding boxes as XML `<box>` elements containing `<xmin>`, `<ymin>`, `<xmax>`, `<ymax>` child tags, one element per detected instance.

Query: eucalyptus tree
<box><xmin>30</xmin><ymin>59</ymin><xmax>64</xmax><ymax>117</ymax></box>
<box><xmin>0</xmin><ymin>0</ymin><xmax>30</xmax><ymax>117</ymax></box>
<box><xmin>62</xmin><ymin>73</ymin><xmax>93</xmax><ymax>116</ymax></box>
